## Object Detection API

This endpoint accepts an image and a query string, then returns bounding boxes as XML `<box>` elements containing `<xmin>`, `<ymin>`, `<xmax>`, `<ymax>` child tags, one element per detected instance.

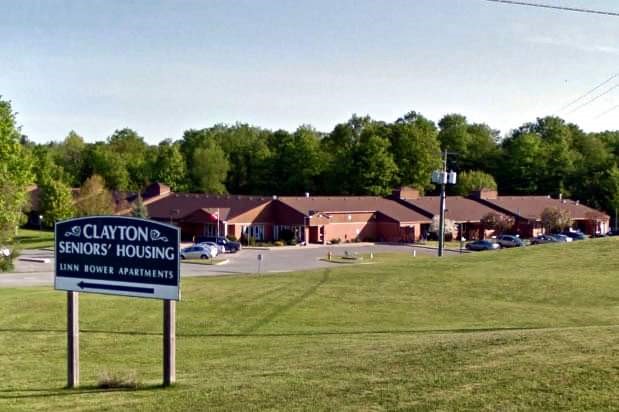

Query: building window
<box><xmin>274</xmin><ymin>225</ymin><xmax>304</xmax><ymax>241</ymax></box>
<box><xmin>242</xmin><ymin>224</ymin><xmax>265</xmax><ymax>240</ymax></box>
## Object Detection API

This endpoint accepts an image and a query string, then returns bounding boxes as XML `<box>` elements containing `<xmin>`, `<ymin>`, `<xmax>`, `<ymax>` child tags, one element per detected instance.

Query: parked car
<box><xmin>199</xmin><ymin>241</ymin><xmax>225</xmax><ymax>255</ymax></box>
<box><xmin>530</xmin><ymin>234</ymin><xmax>559</xmax><ymax>245</ymax></box>
<box><xmin>180</xmin><ymin>245</ymin><xmax>214</xmax><ymax>260</ymax></box>
<box><xmin>195</xmin><ymin>236</ymin><xmax>241</xmax><ymax>253</ymax></box>
<box><xmin>196</xmin><ymin>242</ymin><xmax>219</xmax><ymax>257</ymax></box>
<box><xmin>465</xmin><ymin>240</ymin><xmax>500</xmax><ymax>251</ymax></box>
<box><xmin>551</xmin><ymin>234</ymin><xmax>573</xmax><ymax>243</ymax></box>
<box><xmin>496</xmin><ymin>234</ymin><xmax>525</xmax><ymax>248</ymax></box>
<box><xmin>560</xmin><ymin>231</ymin><xmax>587</xmax><ymax>241</ymax></box>
<box><xmin>606</xmin><ymin>229</ymin><xmax>619</xmax><ymax>236</ymax></box>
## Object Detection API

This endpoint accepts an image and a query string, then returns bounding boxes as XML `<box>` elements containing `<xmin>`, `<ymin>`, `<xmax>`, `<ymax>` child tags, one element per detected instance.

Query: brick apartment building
<box><xmin>113</xmin><ymin>183</ymin><xmax>610</xmax><ymax>244</ymax></box>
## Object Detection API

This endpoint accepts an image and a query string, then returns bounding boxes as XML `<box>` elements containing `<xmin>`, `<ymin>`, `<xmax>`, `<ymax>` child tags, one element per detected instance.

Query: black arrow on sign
<box><xmin>77</xmin><ymin>281</ymin><xmax>155</xmax><ymax>295</ymax></box>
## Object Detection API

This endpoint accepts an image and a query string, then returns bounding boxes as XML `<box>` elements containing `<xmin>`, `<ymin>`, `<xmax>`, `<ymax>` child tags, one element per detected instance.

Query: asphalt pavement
<box><xmin>0</xmin><ymin>244</ymin><xmax>455</xmax><ymax>288</ymax></box>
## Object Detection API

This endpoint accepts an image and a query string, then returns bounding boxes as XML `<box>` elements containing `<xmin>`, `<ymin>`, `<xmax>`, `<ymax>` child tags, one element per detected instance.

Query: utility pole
<box><xmin>431</xmin><ymin>151</ymin><xmax>457</xmax><ymax>257</ymax></box>
<box><xmin>438</xmin><ymin>151</ymin><xmax>448</xmax><ymax>257</ymax></box>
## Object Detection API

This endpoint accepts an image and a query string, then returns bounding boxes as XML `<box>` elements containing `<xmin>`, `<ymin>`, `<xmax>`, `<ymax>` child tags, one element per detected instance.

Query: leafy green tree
<box><xmin>107</xmin><ymin>128</ymin><xmax>151</xmax><ymax>190</ymax></box>
<box><xmin>152</xmin><ymin>140</ymin><xmax>188</xmax><ymax>191</ymax></box>
<box><xmin>85</xmin><ymin>144</ymin><xmax>130</xmax><ymax>191</ymax></box>
<box><xmin>39</xmin><ymin>178</ymin><xmax>76</xmax><ymax>227</ymax></box>
<box><xmin>511</xmin><ymin>117</ymin><xmax>578</xmax><ymax>197</ymax></box>
<box><xmin>76</xmin><ymin>175</ymin><xmax>115</xmax><ymax>216</ymax></box>
<box><xmin>438</xmin><ymin>114</ymin><xmax>500</xmax><ymax>173</ymax></box>
<box><xmin>320</xmin><ymin>115</ymin><xmax>372</xmax><ymax>194</ymax></box>
<box><xmin>0</xmin><ymin>97</ymin><xmax>33</xmax><ymax>242</ymax></box>
<box><xmin>438</xmin><ymin>114</ymin><xmax>469</xmax><ymax>154</ymax></box>
<box><xmin>456</xmin><ymin>170</ymin><xmax>497</xmax><ymax>196</ymax></box>
<box><xmin>267</xmin><ymin>126</ymin><xmax>325</xmax><ymax>194</ymax></box>
<box><xmin>498</xmin><ymin>133</ymin><xmax>543</xmax><ymax>194</ymax></box>
<box><xmin>191</xmin><ymin>140</ymin><xmax>229</xmax><ymax>194</ymax></box>
<box><xmin>31</xmin><ymin>145</ymin><xmax>65</xmax><ymax>185</ymax></box>
<box><xmin>390</xmin><ymin>111</ymin><xmax>441</xmax><ymax>191</ymax></box>
<box><xmin>55</xmin><ymin>131</ymin><xmax>87</xmax><ymax>186</ymax></box>
<box><xmin>217</xmin><ymin>124</ymin><xmax>272</xmax><ymax>194</ymax></box>
<box><xmin>350</xmin><ymin>133</ymin><xmax>398</xmax><ymax>195</ymax></box>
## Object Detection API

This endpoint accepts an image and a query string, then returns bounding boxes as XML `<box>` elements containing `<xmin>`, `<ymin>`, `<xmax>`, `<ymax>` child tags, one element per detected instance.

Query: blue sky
<box><xmin>1</xmin><ymin>0</ymin><xmax>618</xmax><ymax>143</ymax></box>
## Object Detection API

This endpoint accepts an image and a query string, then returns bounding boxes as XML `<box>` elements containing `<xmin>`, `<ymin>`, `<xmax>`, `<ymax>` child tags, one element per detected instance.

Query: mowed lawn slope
<box><xmin>0</xmin><ymin>239</ymin><xmax>618</xmax><ymax>410</ymax></box>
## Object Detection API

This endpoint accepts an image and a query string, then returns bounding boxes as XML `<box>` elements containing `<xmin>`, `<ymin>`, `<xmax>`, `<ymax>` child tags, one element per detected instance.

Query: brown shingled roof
<box><xmin>144</xmin><ymin>193</ymin><xmax>270</xmax><ymax>221</ymax></box>
<box><xmin>478</xmin><ymin>196</ymin><xmax>609</xmax><ymax>220</ymax></box>
<box><xmin>407</xmin><ymin>196</ymin><xmax>505</xmax><ymax>222</ymax></box>
<box><xmin>277</xmin><ymin>196</ymin><xmax>432</xmax><ymax>223</ymax></box>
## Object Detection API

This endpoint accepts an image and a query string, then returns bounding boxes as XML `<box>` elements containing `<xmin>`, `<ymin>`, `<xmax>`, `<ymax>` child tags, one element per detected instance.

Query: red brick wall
<box><xmin>324</xmin><ymin>222</ymin><xmax>377</xmax><ymax>243</ymax></box>
<box><xmin>376</xmin><ymin>222</ymin><xmax>402</xmax><ymax>242</ymax></box>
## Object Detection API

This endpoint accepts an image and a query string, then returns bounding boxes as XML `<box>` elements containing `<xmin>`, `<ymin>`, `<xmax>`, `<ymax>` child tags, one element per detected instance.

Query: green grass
<box><xmin>0</xmin><ymin>239</ymin><xmax>618</xmax><ymax>410</ymax></box>
<box><xmin>10</xmin><ymin>228</ymin><xmax>54</xmax><ymax>249</ymax></box>
<box><xmin>417</xmin><ymin>240</ymin><xmax>466</xmax><ymax>249</ymax></box>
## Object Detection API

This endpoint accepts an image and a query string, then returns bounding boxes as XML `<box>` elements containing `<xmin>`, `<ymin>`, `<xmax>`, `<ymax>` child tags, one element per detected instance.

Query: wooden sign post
<box><xmin>55</xmin><ymin>216</ymin><xmax>181</xmax><ymax>388</ymax></box>
<box><xmin>67</xmin><ymin>291</ymin><xmax>79</xmax><ymax>388</ymax></box>
<box><xmin>163</xmin><ymin>300</ymin><xmax>176</xmax><ymax>386</ymax></box>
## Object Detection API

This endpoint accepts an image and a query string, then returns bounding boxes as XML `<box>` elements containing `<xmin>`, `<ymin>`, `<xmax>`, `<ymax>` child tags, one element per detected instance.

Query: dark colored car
<box><xmin>606</xmin><ymin>229</ymin><xmax>619</xmax><ymax>237</ymax></box>
<box><xmin>465</xmin><ymin>240</ymin><xmax>500</xmax><ymax>251</ymax></box>
<box><xmin>560</xmin><ymin>231</ymin><xmax>587</xmax><ymax>241</ymax></box>
<box><xmin>195</xmin><ymin>236</ymin><xmax>241</xmax><ymax>253</ymax></box>
<box><xmin>530</xmin><ymin>234</ymin><xmax>559</xmax><ymax>245</ymax></box>
<box><xmin>496</xmin><ymin>234</ymin><xmax>525</xmax><ymax>248</ymax></box>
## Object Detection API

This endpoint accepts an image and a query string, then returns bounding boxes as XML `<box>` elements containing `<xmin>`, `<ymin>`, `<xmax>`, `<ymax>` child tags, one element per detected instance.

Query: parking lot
<box><xmin>1</xmin><ymin>244</ymin><xmax>454</xmax><ymax>287</ymax></box>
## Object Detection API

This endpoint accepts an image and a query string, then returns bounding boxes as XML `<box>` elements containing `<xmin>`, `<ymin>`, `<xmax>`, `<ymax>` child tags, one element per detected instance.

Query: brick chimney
<box><xmin>142</xmin><ymin>182</ymin><xmax>171</xmax><ymax>199</ymax></box>
<box><xmin>391</xmin><ymin>186</ymin><xmax>420</xmax><ymax>200</ymax></box>
<box><xmin>470</xmin><ymin>188</ymin><xmax>498</xmax><ymax>200</ymax></box>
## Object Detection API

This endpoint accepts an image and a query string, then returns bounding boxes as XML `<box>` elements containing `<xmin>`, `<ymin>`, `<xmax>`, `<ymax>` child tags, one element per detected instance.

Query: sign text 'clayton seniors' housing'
<box><xmin>55</xmin><ymin>216</ymin><xmax>180</xmax><ymax>300</ymax></box>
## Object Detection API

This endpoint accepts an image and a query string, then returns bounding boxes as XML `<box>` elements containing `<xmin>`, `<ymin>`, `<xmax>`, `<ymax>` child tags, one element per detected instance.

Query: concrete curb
<box><xmin>182</xmin><ymin>258</ymin><xmax>230</xmax><ymax>266</ymax></box>
<box><xmin>19</xmin><ymin>257</ymin><xmax>51</xmax><ymax>263</ymax></box>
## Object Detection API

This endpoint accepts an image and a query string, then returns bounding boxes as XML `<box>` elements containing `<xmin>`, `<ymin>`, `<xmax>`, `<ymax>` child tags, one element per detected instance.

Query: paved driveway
<box><xmin>0</xmin><ymin>244</ymin><xmax>455</xmax><ymax>287</ymax></box>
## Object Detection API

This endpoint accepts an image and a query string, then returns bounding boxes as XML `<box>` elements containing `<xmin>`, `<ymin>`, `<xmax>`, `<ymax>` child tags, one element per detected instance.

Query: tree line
<box><xmin>2</xmin><ymin>95</ymin><xmax>619</xmax><ymax>237</ymax></box>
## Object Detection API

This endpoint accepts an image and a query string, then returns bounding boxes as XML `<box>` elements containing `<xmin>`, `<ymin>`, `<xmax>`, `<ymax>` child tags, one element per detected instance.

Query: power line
<box><xmin>594</xmin><ymin>104</ymin><xmax>619</xmax><ymax>119</ymax></box>
<box><xmin>483</xmin><ymin>0</ymin><xmax>619</xmax><ymax>17</ymax></box>
<box><xmin>568</xmin><ymin>84</ymin><xmax>619</xmax><ymax>114</ymax></box>
<box><xmin>558</xmin><ymin>74</ymin><xmax>618</xmax><ymax>113</ymax></box>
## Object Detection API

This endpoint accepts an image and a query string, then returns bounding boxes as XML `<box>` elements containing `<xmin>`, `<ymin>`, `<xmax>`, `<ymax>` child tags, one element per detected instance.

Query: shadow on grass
<box><xmin>240</xmin><ymin>269</ymin><xmax>331</xmax><ymax>334</ymax></box>
<box><xmin>2</xmin><ymin>324</ymin><xmax>617</xmax><ymax>339</ymax></box>
<box><xmin>0</xmin><ymin>383</ymin><xmax>168</xmax><ymax>400</ymax></box>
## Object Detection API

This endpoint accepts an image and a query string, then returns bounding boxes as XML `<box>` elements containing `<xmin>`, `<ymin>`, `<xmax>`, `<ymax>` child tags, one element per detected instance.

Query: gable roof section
<box><xmin>476</xmin><ymin>196</ymin><xmax>609</xmax><ymax>221</ymax></box>
<box><xmin>181</xmin><ymin>208</ymin><xmax>231</xmax><ymax>223</ymax></box>
<box><xmin>142</xmin><ymin>193</ymin><xmax>270</xmax><ymax>222</ymax></box>
<box><xmin>405</xmin><ymin>196</ymin><xmax>504</xmax><ymax>222</ymax></box>
<box><xmin>277</xmin><ymin>196</ymin><xmax>432</xmax><ymax>223</ymax></box>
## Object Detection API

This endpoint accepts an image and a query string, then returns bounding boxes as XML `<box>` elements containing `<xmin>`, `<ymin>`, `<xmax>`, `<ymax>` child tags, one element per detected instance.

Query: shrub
<box><xmin>274</xmin><ymin>240</ymin><xmax>285</xmax><ymax>247</ymax></box>
<box><xmin>97</xmin><ymin>369</ymin><xmax>139</xmax><ymax>389</ymax></box>
<box><xmin>278</xmin><ymin>229</ymin><xmax>295</xmax><ymax>243</ymax></box>
<box><xmin>0</xmin><ymin>247</ymin><xmax>18</xmax><ymax>272</ymax></box>
<box><xmin>287</xmin><ymin>238</ymin><xmax>297</xmax><ymax>246</ymax></box>
<box><xmin>227</xmin><ymin>235</ymin><xmax>237</xmax><ymax>242</ymax></box>
<box><xmin>330</xmin><ymin>238</ymin><xmax>341</xmax><ymax>244</ymax></box>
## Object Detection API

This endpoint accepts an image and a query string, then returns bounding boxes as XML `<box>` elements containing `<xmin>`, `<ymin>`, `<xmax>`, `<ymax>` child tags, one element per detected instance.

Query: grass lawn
<box><xmin>10</xmin><ymin>228</ymin><xmax>55</xmax><ymax>249</ymax></box>
<box><xmin>416</xmin><ymin>240</ymin><xmax>467</xmax><ymax>250</ymax></box>
<box><xmin>0</xmin><ymin>239</ymin><xmax>618</xmax><ymax>410</ymax></box>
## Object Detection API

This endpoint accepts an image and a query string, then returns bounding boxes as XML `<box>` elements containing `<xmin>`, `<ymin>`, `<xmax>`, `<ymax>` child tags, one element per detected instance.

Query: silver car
<box><xmin>199</xmin><ymin>241</ymin><xmax>224</xmax><ymax>255</ymax></box>
<box><xmin>181</xmin><ymin>245</ymin><xmax>214</xmax><ymax>260</ymax></box>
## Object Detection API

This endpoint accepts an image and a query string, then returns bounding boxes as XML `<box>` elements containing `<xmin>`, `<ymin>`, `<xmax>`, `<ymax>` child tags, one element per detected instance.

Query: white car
<box><xmin>180</xmin><ymin>245</ymin><xmax>214</xmax><ymax>260</ymax></box>
<box><xmin>198</xmin><ymin>241</ymin><xmax>224</xmax><ymax>255</ymax></box>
